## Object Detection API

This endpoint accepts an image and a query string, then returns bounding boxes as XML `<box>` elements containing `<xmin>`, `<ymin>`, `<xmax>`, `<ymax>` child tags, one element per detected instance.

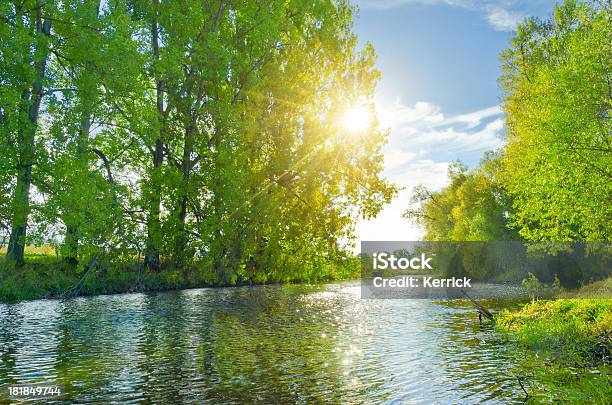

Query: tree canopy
<box><xmin>0</xmin><ymin>0</ymin><xmax>396</xmax><ymax>284</ymax></box>
<box><xmin>403</xmin><ymin>155</ymin><xmax>516</xmax><ymax>242</ymax></box>
<box><xmin>405</xmin><ymin>0</ymin><xmax>610</xmax><ymax>244</ymax></box>
<box><xmin>499</xmin><ymin>0</ymin><xmax>611</xmax><ymax>241</ymax></box>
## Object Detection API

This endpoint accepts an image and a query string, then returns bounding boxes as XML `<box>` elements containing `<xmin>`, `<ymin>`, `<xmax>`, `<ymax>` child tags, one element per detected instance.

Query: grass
<box><xmin>560</xmin><ymin>277</ymin><xmax>612</xmax><ymax>299</ymax></box>
<box><xmin>0</xmin><ymin>255</ymin><xmax>219</xmax><ymax>303</ymax></box>
<box><xmin>0</xmin><ymin>245</ymin><xmax>228</xmax><ymax>302</ymax></box>
<box><xmin>496</xmin><ymin>280</ymin><xmax>612</xmax><ymax>403</ymax></box>
<box><xmin>0</xmin><ymin>246</ymin><xmax>361</xmax><ymax>303</ymax></box>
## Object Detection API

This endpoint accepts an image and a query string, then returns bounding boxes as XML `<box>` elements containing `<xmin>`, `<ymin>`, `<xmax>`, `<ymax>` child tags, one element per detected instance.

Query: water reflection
<box><xmin>0</xmin><ymin>283</ymin><xmax>527</xmax><ymax>403</ymax></box>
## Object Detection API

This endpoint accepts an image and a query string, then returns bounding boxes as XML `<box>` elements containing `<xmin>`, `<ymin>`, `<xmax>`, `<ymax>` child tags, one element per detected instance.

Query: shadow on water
<box><xmin>0</xmin><ymin>282</ymin><xmax>530</xmax><ymax>404</ymax></box>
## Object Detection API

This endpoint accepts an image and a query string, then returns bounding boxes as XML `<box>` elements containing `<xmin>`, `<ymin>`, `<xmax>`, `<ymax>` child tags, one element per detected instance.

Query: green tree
<box><xmin>40</xmin><ymin>1</ymin><xmax>143</xmax><ymax>265</ymax></box>
<box><xmin>403</xmin><ymin>155</ymin><xmax>515</xmax><ymax>241</ymax></box>
<box><xmin>1</xmin><ymin>0</ymin><xmax>396</xmax><ymax>287</ymax></box>
<box><xmin>499</xmin><ymin>0</ymin><xmax>612</xmax><ymax>241</ymax></box>
<box><xmin>1</xmin><ymin>0</ymin><xmax>56</xmax><ymax>265</ymax></box>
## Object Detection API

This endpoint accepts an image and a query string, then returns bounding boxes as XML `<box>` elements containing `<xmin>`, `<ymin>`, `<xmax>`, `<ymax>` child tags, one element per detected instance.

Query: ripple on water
<box><xmin>0</xmin><ymin>282</ymin><xmax>528</xmax><ymax>404</ymax></box>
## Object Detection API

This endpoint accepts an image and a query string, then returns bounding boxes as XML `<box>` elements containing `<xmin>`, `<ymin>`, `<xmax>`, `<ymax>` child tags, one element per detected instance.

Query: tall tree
<box><xmin>499</xmin><ymin>0</ymin><xmax>611</xmax><ymax>241</ymax></box>
<box><xmin>40</xmin><ymin>0</ymin><xmax>142</xmax><ymax>264</ymax></box>
<box><xmin>198</xmin><ymin>2</ymin><xmax>397</xmax><ymax>283</ymax></box>
<box><xmin>141</xmin><ymin>0</ymin><xmax>165</xmax><ymax>271</ymax></box>
<box><xmin>1</xmin><ymin>1</ymin><xmax>56</xmax><ymax>266</ymax></box>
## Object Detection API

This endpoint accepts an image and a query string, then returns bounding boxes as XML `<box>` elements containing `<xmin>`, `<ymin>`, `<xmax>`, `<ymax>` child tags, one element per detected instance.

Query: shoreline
<box><xmin>0</xmin><ymin>258</ymin><xmax>359</xmax><ymax>304</ymax></box>
<box><xmin>494</xmin><ymin>277</ymin><xmax>612</xmax><ymax>402</ymax></box>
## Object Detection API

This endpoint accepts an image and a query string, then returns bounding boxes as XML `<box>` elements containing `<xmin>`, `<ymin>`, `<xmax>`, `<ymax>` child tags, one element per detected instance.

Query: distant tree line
<box><xmin>0</xmin><ymin>0</ymin><xmax>396</xmax><ymax>284</ymax></box>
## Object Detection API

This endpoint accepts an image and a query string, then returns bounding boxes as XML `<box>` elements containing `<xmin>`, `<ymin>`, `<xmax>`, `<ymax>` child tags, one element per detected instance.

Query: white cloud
<box><xmin>435</xmin><ymin>105</ymin><xmax>502</xmax><ymax>129</ymax></box>
<box><xmin>379</xmin><ymin>100</ymin><xmax>444</xmax><ymax>129</ymax></box>
<box><xmin>408</xmin><ymin>117</ymin><xmax>505</xmax><ymax>153</ymax></box>
<box><xmin>384</xmin><ymin>150</ymin><xmax>417</xmax><ymax>170</ymax></box>
<box><xmin>379</xmin><ymin>100</ymin><xmax>504</xmax><ymax>156</ymax></box>
<box><xmin>356</xmin><ymin>101</ymin><xmax>506</xmax><ymax>243</ymax></box>
<box><xmin>357</xmin><ymin>0</ymin><xmax>524</xmax><ymax>32</ymax></box>
<box><xmin>485</xmin><ymin>6</ymin><xmax>523</xmax><ymax>31</ymax></box>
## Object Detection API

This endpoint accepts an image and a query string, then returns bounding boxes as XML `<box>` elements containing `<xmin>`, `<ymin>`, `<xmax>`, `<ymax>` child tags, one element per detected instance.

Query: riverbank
<box><xmin>0</xmin><ymin>257</ymin><xmax>207</xmax><ymax>303</ymax></box>
<box><xmin>0</xmin><ymin>250</ymin><xmax>361</xmax><ymax>303</ymax></box>
<box><xmin>495</xmin><ymin>278</ymin><xmax>612</xmax><ymax>403</ymax></box>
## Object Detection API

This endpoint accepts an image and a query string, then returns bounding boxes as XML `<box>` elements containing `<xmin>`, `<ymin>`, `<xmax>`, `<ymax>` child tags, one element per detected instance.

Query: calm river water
<box><xmin>0</xmin><ymin>282</ymin><xmax>530</xmax><ymax>404</ymax></box>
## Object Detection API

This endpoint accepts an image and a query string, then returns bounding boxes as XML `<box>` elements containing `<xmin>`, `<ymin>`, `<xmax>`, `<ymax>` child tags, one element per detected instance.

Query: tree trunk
<box><xmin>172</xmin><ymin>121</ymin><xmax>195</xmax><ymax>268</ymax></box>
<box><xmin>144</xmin><ymin>7</ymin><xmax>163</xmax><ymax>271</ymax></box>
<box><xmin>212</xmin><ymin>135</ymin><xmax>226</xmax><ymax>282</ymax></box>
<box><xmin>6</xmin><ymin>6</ymin><xmax>52</xmax><ymax>266</ymax></box>
<box><xmin>63</xmin><ymin>225</ymin><xmax>79</xmax><ymax>266</ymax></box>
<box><xmin>63</xmin><ymin>115</ymin><xmax>92</xmax><ymax>266</ymax></box>
<box><xmin>144</xmin><ymin>138</ymin><xmax>163</xmax><ymax>271</ymax></box>
<box><xmin>6</xmin><ymin>151</ymin><xmax>33</xmax><ymax>266</ymax></box>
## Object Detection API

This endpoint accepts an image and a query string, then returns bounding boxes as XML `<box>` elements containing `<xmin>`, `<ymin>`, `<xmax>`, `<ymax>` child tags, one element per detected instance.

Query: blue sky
<box><xmin>354</xmin><ymin>0</ymin><xmax>556</xmax><ymax>242</ymax></box>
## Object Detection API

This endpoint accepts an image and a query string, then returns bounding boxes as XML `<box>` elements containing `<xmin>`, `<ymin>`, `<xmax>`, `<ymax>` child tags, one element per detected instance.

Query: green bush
<box><xmin>496</xmin><ymin>296</ymin><xmax>612</xmax><ymax>402</ymax></box>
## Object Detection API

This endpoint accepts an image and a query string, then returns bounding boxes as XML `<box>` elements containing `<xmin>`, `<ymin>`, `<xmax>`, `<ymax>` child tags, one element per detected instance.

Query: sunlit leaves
<box><xmin>499</xmin><ymin>0</ymin><xmax>611</xmax><ymax>241</ymax></box>
<box><xmin>404</xmin><ymin>157</ymin><xmax>516</xmax><ymax>242</ymax></box>
<box><xmin>1</xmin><ymin>0</ymin><xmax>396</xmax><ymax>281</ymax></box>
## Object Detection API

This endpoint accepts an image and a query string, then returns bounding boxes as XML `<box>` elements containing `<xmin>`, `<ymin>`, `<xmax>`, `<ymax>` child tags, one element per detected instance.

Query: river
<box><xmin>0</xmin><ymin>282</ymin><xmax>530</xmax><ymax>404</ymax></box>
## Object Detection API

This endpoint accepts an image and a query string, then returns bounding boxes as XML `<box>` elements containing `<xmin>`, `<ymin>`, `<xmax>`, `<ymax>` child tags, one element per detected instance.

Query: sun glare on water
<box><xmin>342</xmin><ymin>106</ymin><xmax>371</xmax><ymax>133</ymax></box>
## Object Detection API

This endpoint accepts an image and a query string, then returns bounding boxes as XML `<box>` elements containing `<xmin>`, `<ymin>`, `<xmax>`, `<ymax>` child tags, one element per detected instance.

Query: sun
<box><xmin>342</xmin><ymin>105</ymin><xmax>371</xmax><ymax>132</ymax></box>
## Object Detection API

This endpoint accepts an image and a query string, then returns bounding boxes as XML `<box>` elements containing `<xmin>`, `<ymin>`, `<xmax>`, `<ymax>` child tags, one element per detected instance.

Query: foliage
<box><xmin>521</xmin><ymin>271</ymin><xmax>562</xmax><ymax>300</ymax></box>
<box><xmin>499</xmin><ymin>0</ymin><xmax>612</xmax><ymax>241</ymax></box>
<box><xmin>0</xmin><ymin>0</ymin><xmax>396</xmax><ymax>286</ymax></box>
<box><xmin>403</xmin><ymin>154</ymin><xmax>516</xmax><ymax>242</ymax></box>
<box><xmin>496</xmin><ymin>295</ymin><xmax>612</xmax><ymax>403</ymax></box>
<box><xmin>0</xmin><ymin>247</ymin><xmax>361</xmax><ymax>302</ymax></box>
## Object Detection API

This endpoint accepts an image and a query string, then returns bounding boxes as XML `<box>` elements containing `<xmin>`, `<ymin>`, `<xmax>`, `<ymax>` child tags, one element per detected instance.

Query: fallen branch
<box><xmin>516</xmin><ymin>374</ymin><xmax>529</xmax><ymax>400</ymax></box>
<box><xmin>461</xmin><ymin>289</ymin><xmax>494</xmax><ymax>321</ymax></box>
<box><xmin>61</xmin><ymin>254</ymin><xmax>98</xmax><ymax>301</ymax></box>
